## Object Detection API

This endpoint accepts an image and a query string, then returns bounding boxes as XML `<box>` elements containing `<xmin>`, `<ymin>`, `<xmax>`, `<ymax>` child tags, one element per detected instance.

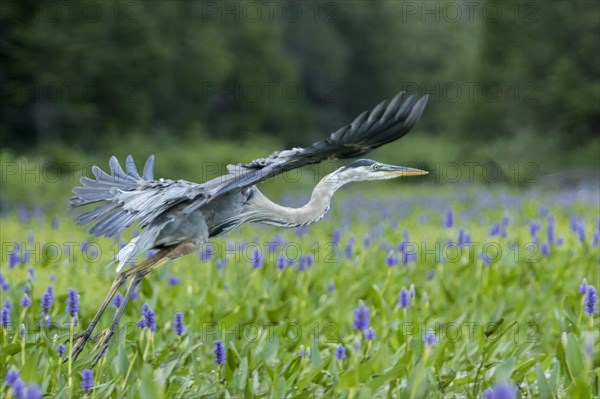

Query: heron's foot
<box><xmin>65</xmin><ymin>332</ymin><xmax>91</xmax><ymax>363</ymax></box>
<box><xmin>91</xmin><ymin>328</ymin><xmax>115</xmax><ymax>367</ymax></box>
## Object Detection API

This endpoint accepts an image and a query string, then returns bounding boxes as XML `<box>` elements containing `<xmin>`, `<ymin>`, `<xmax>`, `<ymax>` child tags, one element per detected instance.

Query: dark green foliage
<box><xmin>1</xmin><ymin>0</ymin><xmax>598</xmax><ymax>151</ymax></box>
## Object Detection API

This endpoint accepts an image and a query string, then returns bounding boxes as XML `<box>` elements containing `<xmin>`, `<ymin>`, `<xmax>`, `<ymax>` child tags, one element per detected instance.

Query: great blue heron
<box><xmin>69</xmin><ymin>91</ymin><xmax>429</xmax><ymax>364</ymax></box>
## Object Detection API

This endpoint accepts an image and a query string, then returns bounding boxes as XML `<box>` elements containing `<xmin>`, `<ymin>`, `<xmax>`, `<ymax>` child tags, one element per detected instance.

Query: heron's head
<box><xmin>335</xmin><ymin>159</ymin><xmax>428</xmax><ymax>183</ymax></box>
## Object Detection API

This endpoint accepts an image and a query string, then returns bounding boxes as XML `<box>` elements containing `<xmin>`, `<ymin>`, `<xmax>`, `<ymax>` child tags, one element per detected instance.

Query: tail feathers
<box><xmin>70</xmin><ymin>155</ymin><xmax>155</xmax><ymax>237</ymax></box>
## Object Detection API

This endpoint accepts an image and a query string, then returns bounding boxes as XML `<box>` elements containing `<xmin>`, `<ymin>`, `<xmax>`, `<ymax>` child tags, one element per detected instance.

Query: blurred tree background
<box><xmin>0</xmin><ymin>0</ymin><xmax>598</xmax><ymax>173</ymax></box>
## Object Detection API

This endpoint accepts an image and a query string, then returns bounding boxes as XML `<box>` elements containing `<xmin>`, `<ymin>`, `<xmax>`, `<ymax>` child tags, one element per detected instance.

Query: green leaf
<box><xmin>536</xmin><ymin>362</ymin><xmax>553</xmax><ymax>399</ymax></box>
<box><xmin>310</xmin><ymin>344</ymin><xmax>321</xmax><ymax>368</ymax></box>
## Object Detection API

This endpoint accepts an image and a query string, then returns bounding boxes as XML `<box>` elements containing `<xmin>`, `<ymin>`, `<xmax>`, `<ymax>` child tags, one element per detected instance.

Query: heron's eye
<box><xmin>372</xmin><ymin>164</ymin><xmax>380</xmax><ymax>171</ymax></box>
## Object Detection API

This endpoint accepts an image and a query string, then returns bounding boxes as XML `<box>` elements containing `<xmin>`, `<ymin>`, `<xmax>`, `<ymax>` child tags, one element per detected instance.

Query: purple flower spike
<box><xmin>276</xmin><ymin>255</ymin><xmax>287</xmax><ymax>271</ymax></box>
<box><xmin>541</xmin><ymin>242</ymin><xmax>550</xmax><ymax>257</ymax></box>
<box><xmin>424</xmin><ymin>332</ymin><xmax>436</xmax><ymax>345</ymax></box>
<box><xmin>331</xmin><ymin>229</ymin><xmax>341</xmax><ymax>245</ymax></box>
<box><xmin>81</xmin><ymin>369</ymin><xmax>94</xmax><ymax>394</ymax></box>
<box><xmin>20</xmin><ymin>294</ymin><xmax>31</xmax><ymax>308</ymax></box>
<box><xmin>1</xmin><ymin>307</ymin><xmax>10</xmax><ymax>328</ymax></box>
<box><xmin>5</xmin><ymin>369</ymin><xmax>20</xmax><ymax>386</ymax></box>
<box><xmin>365</xmin><ymin>328</ymin><xmax>376</xmax><ymax>341</ymax></box>
<box><xmin>579</xmin><ymin>279</ymin><xmax>588</xmax><ymax>294</ymax></box>
<box><xmin>141</xmin><ymin>305</ymin><xmax>157</xmax><ymax>332</ymax></box>
<box><xmin>335</xmin><ymin>344</ymin><xmax>346</xmax><ymax>360</ymax></box>
<box><xmin>213</xmin><ymin>340</ymin><xmax>226</xmax><ymax>365</ymax></box>
<box><xmin>9</xmin><ymin>251</ymin><xmax>20</xmax><ymax>269</ymax></box>
<box><xmin>66</xmin><ymin>289</ymin><xmax>79</xmax><ymax>317</ymax></box>
<box><xmin>352</xmin><ymin>305</ymin><xmax>370</xmax><ymax>332</ymax></box>
<box><xmin>584</xmin><ymin>286</ymin><xmax>598</xmax><ymax>315</ymax></box>
<box><xmin>113</xmin><ymin>294</ymin><xmax>122</xmax><ymax>308</ymax></box>
<box><xmin>251</xmin><ymin>249</ymin><xmax>263</xmax><ymax>269</ymax></box>
<box><xmin>168</xmin><ymin>276</ymin><xmax>180</xmax><ymax>286</ymax></box>
<box><xmin>386</xmin><ymin>251</ymin><xmax>398</xmax><ymax>267</ymax></box>
<box><xmin>56</xmin><ymin>344</ymin><xmax>66</xmax><ymax>357</ymax></box>
<box><xmin>444</xmin><ymin>209</ymin><xmax>454</xmax><ymax>228</ymax></box>
<box><xmin>399</xmin><ymin>289</ymin><xmax>411</xmax><ymax>309</ymax></box>
<box><xmin>41</xmin><ymin>286</ymin><xmax>54</xmax><ymax>315</ymax></box>
<box><xmin>174</xmin><ymin>312</ymin><xmax>185</xmax><ymax>336</ymax></box>
<box><xmin>483</xmin><ymin>382</ymin><xmax>517</xmax><ymax>399</ymax></box>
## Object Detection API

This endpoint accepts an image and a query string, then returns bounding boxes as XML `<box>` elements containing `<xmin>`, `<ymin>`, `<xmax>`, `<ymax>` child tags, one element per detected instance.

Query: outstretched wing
<box><xmin>71</xmin><ymin>91</ymin><xmax>428</xmax><ymax>238</ymax></box>
<box><xmin>180</xmin><ymin>91</ymin><xmax>429</xmax><ymax>214</ymax></box>
<box><xmin>71</xmin><ymin>155</ymin><xmax>208</xmax><ymax>237</ymax></box>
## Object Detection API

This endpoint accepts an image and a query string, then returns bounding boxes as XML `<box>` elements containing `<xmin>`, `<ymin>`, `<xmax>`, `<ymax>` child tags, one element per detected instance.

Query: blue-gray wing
<box><xmin>180</xmin><ymin>91</ymin><xmax>429</xmax><ymax>215</ymax></box>
<box><xmin>71</xmin><ymin>155</ymin><xmax>209</xmax><ymax>237</ymax></box>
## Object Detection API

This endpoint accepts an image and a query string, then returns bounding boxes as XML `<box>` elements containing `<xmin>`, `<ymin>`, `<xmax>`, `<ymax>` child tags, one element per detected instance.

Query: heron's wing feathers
<box><xmin>184</xmin><ymin>92</ymin><xmax>428</xmax><ymax>210</ymax></box>
<box><xmin>70</xmin><ymin>91</ymin><xmax>428</xmax><ymax>240</ymax></box>
<box><xmin>71</xmin><ymin>155</ymin><xmax>207</xmax><ymax>238</ymax></box>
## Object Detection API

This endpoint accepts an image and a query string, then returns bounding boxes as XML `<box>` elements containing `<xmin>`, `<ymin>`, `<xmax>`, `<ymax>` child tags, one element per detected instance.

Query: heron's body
<box><xmin>68</xmin><ymin>91</ymin><xmax>430</xmax><ymax>365</ymax></box>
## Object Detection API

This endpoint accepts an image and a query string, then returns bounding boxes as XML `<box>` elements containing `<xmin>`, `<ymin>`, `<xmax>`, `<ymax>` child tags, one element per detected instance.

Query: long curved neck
<box><xmin>247</xmin><ymin>171</ymin><xmax>347</xmax><ymax>227</ymax></box>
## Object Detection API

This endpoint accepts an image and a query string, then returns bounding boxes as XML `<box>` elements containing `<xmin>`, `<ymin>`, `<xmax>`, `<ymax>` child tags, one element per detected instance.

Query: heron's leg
<box><xmin>90</xmin><ymin>240</ymin><xmax>198</xmax><ymax>367</ymax></box>
<box><xmin>67</xmin><ymin>248</ymin><xmax>170</xmax><ymax>362</ymax></box>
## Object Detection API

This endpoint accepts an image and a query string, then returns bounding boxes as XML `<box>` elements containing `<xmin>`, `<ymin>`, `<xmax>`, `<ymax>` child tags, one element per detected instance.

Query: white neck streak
<box><xmin>245</xmin><ymin>171</ymin><xmax>348</xmax><ymax>227</ymax></box>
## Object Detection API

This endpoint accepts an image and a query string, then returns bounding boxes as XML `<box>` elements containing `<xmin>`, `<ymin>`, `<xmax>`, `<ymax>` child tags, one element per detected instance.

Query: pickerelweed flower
<box><xmin>11</xmin><ymin>379</ymin><xmax>25</xmax><ymax>399</ymax></box>
<box><xmin>113</xmin><ymin>294</ymin><xmax>122</xmax><ymax>308</ymax></box>
<box><xmin>3</xmin><ymin>300</ymin><xmax>12</xmax><ymax>313</ymax></box>
<box><xmin>81</xmin><ymin>369</ymin><xmax>94</xmax><ymax>394</ymax></box>
<box><xmin>480</xmin><ymin>254</ymin><xmax>492</xmax><ymax>266</ymax></box>
<box><xmin>331</xmin><ymin>229</ymin><xmax>341</xmax><ymax>245</ymax></box>
<box><xmin>345</xmin><ymin>238</ymin><xmax>355</xmax><ymax>259</ymax></box>
<box><xmin>444</xmin><ymin>209</ymin><xmax>454</xmax><ymax>228</ymax></box>
<box><xmin>140</xmin><ymin>304</ymin><xmax>157</xmax><ymax>332</ymax></box>
<box><xmin>579</xmin><ymin>278</ymin><xmax>589</xmax><ymax>294</ymax></box>
<box><xmin>20</xmin><ymin>293</ymin><xmax>31</xmax><ymax>308</ymax></box>
<box><xmin>365</xmin><ymin>327</ymin><xmax>376</xmax><ymax>341</ymax></box>
<box><xmin>353</xmin><ymin>305</ymin><xmax>370</xmax><ymax>331</ymax></box>
<box><xmin>200</xmin><ymin>247</ymin><xmax>213</xmax><ymax>262</ymax></box>
<box><xmin>483</xmin><ymin>382</ymin><xmax>517</xmax><ymax>399</ymax></box>
<box><xmin>399</xmin><ymin>288</ymin><xmax>411</xmax><ymax>309</ymax></box>
<box><xmin>9</xmin><ymin>251</ymin><xmax>20</xmax><ymax>269</ymax></box>
<box><xmin>335</xmin><ymin>344</ymin><xmax>346</xmax><ymax>360</ymax></box>
<box><xmin>66</xmin><ymin>289</ymin><xmax>79</xmax><ymax>317</ymax></box>
<box><xmin>168</xmin><ymin>276</ymin><xmax>181</xmax><ymax>286</ymax></box>
<box><xmin>5</xmin><ymin>369</ymin><xmax>20</xmax><ymax>385</ymax></box>
<box><xmin>541</xmin><ymin>242</ymin><xmax>550</xmax><ymax>257</ymax></box>
<box><xmin>363</xmin><ymin>234</ymin><xmax>371</xmax><ymax>249</ymax></box>
<box><xmin>0</xmin><ymin>274</ymin><xmax>9</xmax><ymax>291</ymax></box>
<box><xmin>547</xmin><ymin>216</ymin><xmax>555</xmax><ymax>244</ymax></box>
<box><xmin>216</xmin><ymin>259</ymin><xmax>227</xmax><ymax>270</ymax></box>
<box><xmin>24</xmin><ymin>384</ymin><xmax>42</xmax><ymax>399</ymax></box>
<box><xmin>1</xmin><ymin>307</ymin><xmax>10</xmax><ymax>328</ymax></box>
<box><xmin>41</xmin><ymin>286</ymin><xmax>54</xmax><ymax>313</ymax></box>
<box><xmin>584</xmin><ymin>285</ymin><xmax>598</xmax><ymax>315</ymax></box>
<box><xmin>529</xmin><ymin>221</ymin><xmax>542</xmax><ymax>239</ymax></box>
<box><xmin>213</xmin><ymin>340</ymin><xmax>226</xmax><ymax>364</ymax></box>
<box><xmin>56</xmin><ymin>344</ymin><xmax>66</xmax><ymax>357</ymax></box>
<box><xmin>386</xmin><ymin>251</ymin><xmax>399</xmax><ymax>267</ymax></box>
<box><xmin>488</xmin><ymin>223</ymin><xmax>501</xmax><ymax>236</ymax></box>
<box><xmin>174</xmin><ymin>312</ymin><xmax>185</xmax><ymax>336</ymax></box>
<box><xmin>424</xmin><ymin>332</ymin><xmax>436</xmax><ymax>345</ymax></box>
<box><xmin>251</xmin><ymin>249</ymin><xmax>263</xmax><ymax>269</ymax></box>
<box><xmin>276</xmin><ymin>254</ymin><xmax>287</xmax><ymax>271</ymax></box>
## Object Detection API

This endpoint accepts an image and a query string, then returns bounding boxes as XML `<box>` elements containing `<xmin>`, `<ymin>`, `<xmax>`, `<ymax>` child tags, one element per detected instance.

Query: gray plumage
<box><xmin>70</xmin><ymin>91</ymin><xmax>429</xmax><ymax>271</ymax></box>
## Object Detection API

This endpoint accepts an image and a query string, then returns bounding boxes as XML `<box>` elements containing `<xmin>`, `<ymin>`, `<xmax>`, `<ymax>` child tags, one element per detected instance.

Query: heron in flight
<box><xmin>69</xmin><ymin>91</ymin><xmax>429</xmax><ymax>364</ymax></box>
